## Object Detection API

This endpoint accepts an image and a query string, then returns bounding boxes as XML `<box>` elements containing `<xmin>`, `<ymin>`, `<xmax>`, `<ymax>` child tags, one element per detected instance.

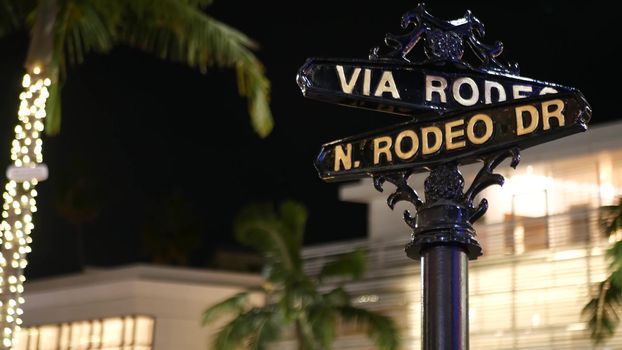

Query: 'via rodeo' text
<box><xmin>297</xmin><ymin>59</ymin><xmax>579</xmax><ymax>117</ymax></box>
<box><xmin>314</xmin><ymin>92</ymin><xmax>590</xmax><ymax>181</ymax></box>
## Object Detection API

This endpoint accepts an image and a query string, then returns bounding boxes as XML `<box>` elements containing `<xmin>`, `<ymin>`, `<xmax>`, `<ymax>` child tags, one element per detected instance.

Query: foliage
<box><xmin>0</xmin><ymin>0</ymin><xmax>273</xmax><ymax>137</ymax></box>
<box><xmin>583</xmin><ymin>198</ymin><xmax>622</xmax><ymax>343</ymax></box>
<box><xmin>204</xmin><ymin>201</ymin><xmax>400</xmax><ymax>350</ymax></box>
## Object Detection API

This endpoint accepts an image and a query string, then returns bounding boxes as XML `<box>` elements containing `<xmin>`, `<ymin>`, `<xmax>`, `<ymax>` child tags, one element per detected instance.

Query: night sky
<box><xmin>0</xmin><ymin>1</ymin><xmax>618</xmax><ymax>279</ymax></box>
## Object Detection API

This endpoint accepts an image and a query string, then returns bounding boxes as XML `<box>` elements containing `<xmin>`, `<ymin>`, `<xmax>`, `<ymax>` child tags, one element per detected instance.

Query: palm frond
<box><xmin>279</xmin><ymin>200</ymin><xmax>307</xmax><ymax>269</ymax></box>
<box><xmin>582</xmin><ymin>198</ymin><xmax>622</xmax><ymax>344</ymax></box>
<box><xmin>338</xmin><ymin>305</ymin><xmax>400</xmax><ymax>350</ymax></box>
<box><xmin>248</xmin><ymin>309</ymin><xmax>284</xmax><ymax>350</ymax></box>
<box><xmin>279</xmin><ymin>277</ymin><xmax>317</xmax><ymax>322</ymax></box>
<box><xmin>0</xmin><ymin>0</ymin><xmax>35</xmax><ymax>36</ymax></box>
<box><xmin>213</xmin><ymin>308</ymin><xmax>281</xmax><ymax>350</ymax></box>
<box><xmin>42</xmin><ymin>0</ymin><xmax>120</xmax><ymax>135</ymax></box>
<box><xmin>608</xmin><ymin>240</ymin><xmax>622</xmax><ymax>288</ymax></box>
<box><xmin>307</xmin><ymin>304</ymin><xmax>337</xmax><ymax>347</ymax></box>
<box><xmin>322</xmin><ymin>287</ymin><xmax>350</xmax><ymax>307</ymax></box>
<box><xmin>118</xmin><ymin>0</ymin><xmax>273</xmax><ymax>137</ymax></box>
<box><xmin>203</xmin><ymin>291</ymin><xmax>253</xmax><ymax>324</ymax></box>
<box><xmin>319</xmin><ymin>248</ymin><xmax>367</xmax><ymax>281</ymax></box>
<box><xmin>62</xmin><ymin>0</ymin><xmax>118</xmax><ymax>66</ymax></box>
<box><xmin>600</xmin><ymin>198</ymin><xmax>622</xmax><ymax>237</ymax></box>
<box><xmin>582</xmin><ymin>277</ymin><xmax>622</xmax><ymax>343</ymax></box>
<box><xmin>0</xmin><ymin>0</ymin><xmax>18</xmax><ymax>36</ymax></box>
<box><xmin>234</xmin><ymin>202</ymin><xmax>297</xmax><ymax>277</ymax></box>
<box><xmin>295</xmin><ymin>316</ymin><xmax>323</xmax><ymax>350</ymax></box>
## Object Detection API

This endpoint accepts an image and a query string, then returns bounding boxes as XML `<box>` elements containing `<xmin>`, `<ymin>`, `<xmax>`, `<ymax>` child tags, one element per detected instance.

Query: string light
<box><xmin>0</xmin><ymin>69</ymin><xmax>49</xmax><ymax>349</ymax></box>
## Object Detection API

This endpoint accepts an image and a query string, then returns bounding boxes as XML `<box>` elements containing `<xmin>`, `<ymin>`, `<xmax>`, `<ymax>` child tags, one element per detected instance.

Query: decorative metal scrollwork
<box><xmin>370</xmin><ymin>3</ymin><xmax>520</xmax><ymax>74</ymax></box>
<box><xmin>464</xmin><ymin>148</ymin><xmax>521</xmax><ymax>222</ymax></box>
<box><xmin>373</xmin><ymin>171</ymin><xmax>422</xmax><ymax>229</ymax></box>
<box><xmin>373</xmin><ymin>148</ymin><xmax>521</xmax><ymax>259</ymax></box>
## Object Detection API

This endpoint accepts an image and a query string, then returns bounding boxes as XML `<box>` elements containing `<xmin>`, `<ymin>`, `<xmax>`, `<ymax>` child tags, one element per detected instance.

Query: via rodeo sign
<box><xmin>297</xmin><ymin>5</ymin><xmax>591</xmax><ymax>182</ymax></box>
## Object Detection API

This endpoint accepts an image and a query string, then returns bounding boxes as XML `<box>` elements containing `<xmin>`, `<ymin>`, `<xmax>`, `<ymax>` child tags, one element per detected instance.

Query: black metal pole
<box><xmin>403</xmin><ymin>163</ymin><xmax>483</xmax><ymax>350</ymax></box>
<box><xmin>373</xmin><ymin>152</ymin><xmax>519</xmax><ymax>350</ymax></box>
<box><xmin>421</xmin><ymin>245</ymin><xmax>468</xmax><ymax>350</ymax></box>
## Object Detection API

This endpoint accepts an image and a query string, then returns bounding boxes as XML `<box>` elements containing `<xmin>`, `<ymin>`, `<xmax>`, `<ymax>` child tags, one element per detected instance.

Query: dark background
<box><xmin>0</xmin><ymin>0</ymin><xmax>617</xmax><ymax>278</ymax></box>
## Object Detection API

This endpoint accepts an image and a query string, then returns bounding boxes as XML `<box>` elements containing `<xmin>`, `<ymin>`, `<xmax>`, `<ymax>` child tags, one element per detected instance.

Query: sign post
<box><xmin>298</xmin><ymin>4</ymin><xmax>591</xmax><ymax>349</ymax></box>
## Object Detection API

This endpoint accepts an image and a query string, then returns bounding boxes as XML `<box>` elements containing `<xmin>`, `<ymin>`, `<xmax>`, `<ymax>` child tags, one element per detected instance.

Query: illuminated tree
<box><xmin>0</xmin><ymin>0</ymin><xmax>273</xmax><ymax>347</ymax></box>
<box><xmin>204</xmin><ymin>201</ymin><xmax>399</xmax><ymax>350</ymax></box>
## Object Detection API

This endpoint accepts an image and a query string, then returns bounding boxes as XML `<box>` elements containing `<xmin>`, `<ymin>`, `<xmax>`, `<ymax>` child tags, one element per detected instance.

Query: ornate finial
<box><xmin>424</xmin><ymin>163</ymin><xmax>464</xmax><ymax>203</ymax></box>
<box><xmin>370</xmin><ymin>3</ymin><xmax>519</xmax><ymax>74</ymax></box>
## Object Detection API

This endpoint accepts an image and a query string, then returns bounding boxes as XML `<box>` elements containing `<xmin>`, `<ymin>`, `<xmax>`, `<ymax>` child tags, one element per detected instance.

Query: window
<box><xmin>504</xmin><ymin>214</ymin><xmax>549</xmax><ymax>254</ymax></box>
<box><xmin>568</xmin><ymin>205</ymin><xmax>591</xmax><ymax>244</ymax></box>
<box><xmin>15</xmin><ymin>315</ymin><xmax>154</xmax><ymax>350</ymax></box>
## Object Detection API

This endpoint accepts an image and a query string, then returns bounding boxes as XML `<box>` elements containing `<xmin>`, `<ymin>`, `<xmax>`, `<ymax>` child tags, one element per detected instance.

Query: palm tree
<box><xmin>0</xmin><ymin>0</ymin><xmax>273</xmax><ymax>347</ymax></box>
<box><xmin>203</xmin><ymin>201</ymin><xmax>399</xmax><ymax>350</ymax></box>
<box><xmin>583</xmin><ymin>198</ymin><xmax>622</xmax><ymax>344</ymax></box>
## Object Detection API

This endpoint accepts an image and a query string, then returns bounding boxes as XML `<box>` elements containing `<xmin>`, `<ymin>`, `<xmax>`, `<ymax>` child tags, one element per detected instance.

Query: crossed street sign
<box><xmin>297</xmin><ymin>14</ymin><xmax>591</xmax><ymax>182</ymax></box>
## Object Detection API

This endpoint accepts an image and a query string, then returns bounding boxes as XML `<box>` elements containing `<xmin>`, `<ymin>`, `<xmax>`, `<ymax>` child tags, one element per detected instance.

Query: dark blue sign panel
<box><xmin>298</xmin><ymin>59</ymin><xmax>576</xmax><ymax>118</ymax></box>
<box><xmin>315</xmin><ymin>92</ymin><xmax>590</xmax><ymax>181</ymax></box>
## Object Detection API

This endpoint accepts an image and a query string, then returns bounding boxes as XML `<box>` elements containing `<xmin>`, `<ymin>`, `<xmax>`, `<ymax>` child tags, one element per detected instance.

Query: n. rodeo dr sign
<box><xmin>314</xmin><ymin>92</ymin><xmax>590</xmax><ymax>181</ymax></box>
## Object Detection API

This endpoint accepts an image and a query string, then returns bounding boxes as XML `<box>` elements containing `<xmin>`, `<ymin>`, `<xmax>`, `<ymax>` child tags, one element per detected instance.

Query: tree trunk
<box><xmin>0</xmin><ymin>0</ymin><xmax>57</xmax><ymax>348</ymax></box>
<box><xmin>295</xmin><ymin>320</ymin><xmax>305</xmax><ymax>350</ymax></box>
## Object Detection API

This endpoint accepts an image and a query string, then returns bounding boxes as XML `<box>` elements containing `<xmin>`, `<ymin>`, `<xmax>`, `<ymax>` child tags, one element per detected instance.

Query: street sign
<box><xmin>298</xmin><ymin>4</ymin><xmax>592</xmax><ymax>349</ymax></box>
<box><xmin>297</xmin><ymin>59</ymin><xmax>573</xmax><ymax>117</ymax></box>
<box><xmin>315</xmin><ymin>92</ymin><xmax>590</xmax><ymax>181</ymax></box>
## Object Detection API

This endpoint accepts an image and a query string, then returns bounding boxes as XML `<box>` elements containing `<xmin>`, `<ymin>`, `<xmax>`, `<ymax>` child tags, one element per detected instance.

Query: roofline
<box><xmin>25</xmin><ymin>264</ymin><xmax>263</xmax><ymax>292</ymax></box>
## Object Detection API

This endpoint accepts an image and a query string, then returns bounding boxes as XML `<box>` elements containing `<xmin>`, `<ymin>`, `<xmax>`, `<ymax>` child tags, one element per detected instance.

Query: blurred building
<box><xmin>17</xmin><ymin>265</ymin><xmax>261</xmax><ymax>350</ymax></box>
<box><xmin>303</xmin><ymin>121</ymin><xmax>622</xmax><ymax>349</ymax></box>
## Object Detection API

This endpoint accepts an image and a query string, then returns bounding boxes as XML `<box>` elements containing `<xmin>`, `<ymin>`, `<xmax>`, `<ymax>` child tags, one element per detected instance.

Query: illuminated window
<box><xmin>504</xmin><ymin>214</ymin><xmax>549</xmax><ymax>254</ymax></box>
<box><xmin>14</xmin><ymin>315</ymin><xmax>154</xmax><ymax>350</ymax></box>
<box><xmin>567</xmin><ymin>205</ymin><xmax>590</xmax><ymax>244</ymax></box>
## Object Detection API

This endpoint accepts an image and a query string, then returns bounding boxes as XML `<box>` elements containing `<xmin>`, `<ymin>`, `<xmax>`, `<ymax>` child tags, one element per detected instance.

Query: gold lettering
<box><xmin>445</xmin><ymin>119</ymin><xmax>466</xmax><ymax>150</ymax></box>
<box><xmin>374</xmin><ymin>71</ymin><xmax>401</xmax><ymax>99</ymax></box>
<box><xmin>373</xmin><ymin>136</ymin><xmax>393</xmax><ymax>164</ymax></box>
<box><xmin>515</xmin><ymin>105</ymin><xmax>539</xmax><ymax>135</ymax></box>
<box><xmin>395</xmin><ymin>130</ymin><xmax>419</xmax><ymax>160</ymax></box>
<box><xmin>467</xmin><ymin>114</ymin><xmax>494</xmax><ymax>144</ymax></box>
<box><xmin>334</xmin><ymin>143</ymin><xmax>352</xmax><ymax>171</ymax></box>
<box><xmin>336</xmin><ymin>65</ymin><xmax>361</xmax><ymax>94</ymax></box>
<box><xmin>542</xmin><ymin>99</ymin><xmax>565</xmax><ymax>130</ymax></box>
<box><xmin>421</xmin><ymin>126</ymin><xmax>443</xmax><ymax>155</ymax></box>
